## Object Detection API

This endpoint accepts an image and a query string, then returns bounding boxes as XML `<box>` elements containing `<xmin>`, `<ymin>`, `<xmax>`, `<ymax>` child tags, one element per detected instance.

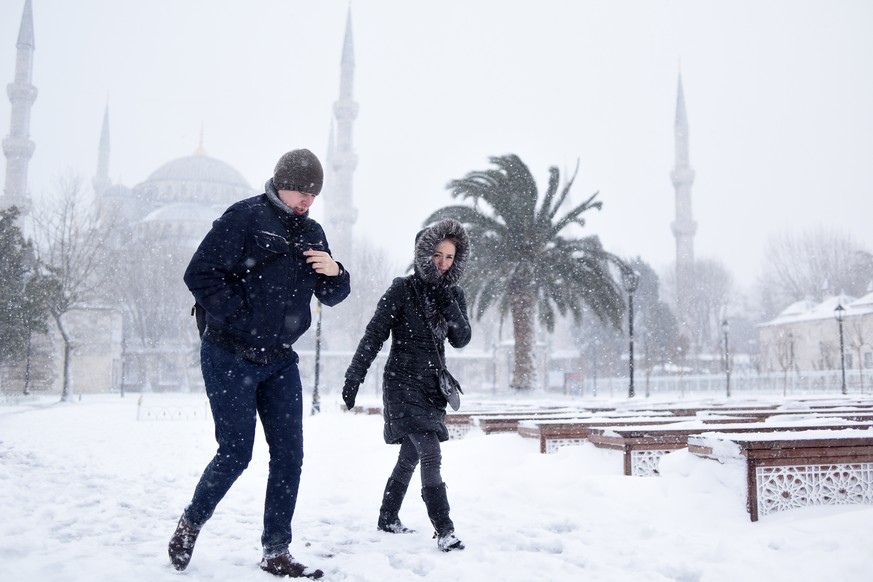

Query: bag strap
<box><xmin>408</xmin><ymin>278</ymin><xmax>447</xmax><ymax>371</ymax></box>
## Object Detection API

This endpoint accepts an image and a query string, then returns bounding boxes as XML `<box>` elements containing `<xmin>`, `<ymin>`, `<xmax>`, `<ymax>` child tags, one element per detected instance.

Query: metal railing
<box><xmin>580</xmin><ymin>369</ymin><xmax>873</xmax><ymax>398</ymax></box>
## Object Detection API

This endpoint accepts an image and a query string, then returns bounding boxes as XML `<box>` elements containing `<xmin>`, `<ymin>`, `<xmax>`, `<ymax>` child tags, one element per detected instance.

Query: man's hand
<box><xmin>304</xmin><ymin>249</ymin><xmax>341</xmax><ymax>276</ymax></box>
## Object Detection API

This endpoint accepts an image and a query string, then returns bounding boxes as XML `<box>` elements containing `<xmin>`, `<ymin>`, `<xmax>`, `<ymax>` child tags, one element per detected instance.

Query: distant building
<box><xmin>758</xmin><ymin>291</ymin><xmax>873</xmax><ymax>375</ymax></box>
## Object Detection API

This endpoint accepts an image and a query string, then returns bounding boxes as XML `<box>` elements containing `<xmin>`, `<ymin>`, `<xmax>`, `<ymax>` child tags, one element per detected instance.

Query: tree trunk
<box><xmin>510</xmin><ymin>289</ymin><xmax>537</xmax><ymax>391</ymax></box>
<box><xmin>54</xmin><ymin>312</ymin><xmax>74</xmax><ymax>402</ymax></box>
<box><xmin>23</xmin><ymin>333</ymin><xmax>32</xmax><ymax>395</ymax></box>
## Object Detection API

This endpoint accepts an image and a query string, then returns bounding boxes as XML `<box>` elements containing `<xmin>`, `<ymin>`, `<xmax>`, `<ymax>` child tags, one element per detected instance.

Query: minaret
<box><xmin>194</xmin><ymin>124</ymin><xmax>206</xmax><ymax>155</ymax></box>
<box><xmin>93</xmin><ymin>103</ymin><xmax>111</xmax><ymax>197</ymax></box>
<box><xmin>670</xmin><ymin>73</ymin><xmax>697</xmax><ymax>323</ymax></box>
<box><xmin>324</xmin><ymin>116</ymin><xmax>336</xmax><ymax>197</ymax></box>
<box><xmin>2</xmin><ymin>0</ymin><xmax>38</xmax><ymax>214</ymax></box>
<box><xmin>325</xmin><ymin>6</ymin><xmax>359</xmax><ymax>260</ymax></box>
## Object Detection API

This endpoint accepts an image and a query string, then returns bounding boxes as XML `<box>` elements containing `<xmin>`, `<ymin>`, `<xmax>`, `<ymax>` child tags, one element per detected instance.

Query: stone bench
<box><xmin>514</xmin><ymin>402</ymin><xmax>794</xmax><ymax>454</ymax></box>
<box><xmin>444</xmin><ymin>404</ymin><xmax>590</xmax><ymax>439</ymax></box>
<box><xmin>473</xmin><ymin>408</ymin><xmax>678</xmax><ymax>436</ymax></box>
<box><xmin>688</xmin><ymin>428</ymin><xmax>873</xmax><ymax>521</ymax></box>
<box><xmin>703</xmin><ymin>407</ymin><xmax>873</xmax><ymax>423</ymax></box>
<box><xmin>585</xmin><ymin>419</ymin><xmax>873</xmax><ymax>477</ymax></box>
<box><xmin>517</xmin><ymin>416</ymin><xmax>697</xmax><ymax>454</ymax></box>
<box><xmin>473</xmin><ymin>412</ymin><xmax>591</xmax><ymax>435</ymax></box>
<box><xmin>630</xmin><ymin>403</ymin><xmax>781</xmax><ymax>417</ymax></box>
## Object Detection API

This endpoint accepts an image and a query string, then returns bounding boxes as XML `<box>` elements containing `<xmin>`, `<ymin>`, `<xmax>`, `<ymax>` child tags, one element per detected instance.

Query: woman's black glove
<box><xmin>342</xmin><ymin>379</ymin><xmax>359</xmax><ymax>410</ymax></box>
<box><xmin>431</xmin><ymin>285</ymin><xmax>454</xmax><ymax>310</ymax></box>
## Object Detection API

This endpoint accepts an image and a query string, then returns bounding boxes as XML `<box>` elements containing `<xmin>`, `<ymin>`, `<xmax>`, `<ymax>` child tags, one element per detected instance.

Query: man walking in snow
<box><xmin>168</xmin><ymin>149</ymin><xmax>350</xmax><ymax>578</ymax></box>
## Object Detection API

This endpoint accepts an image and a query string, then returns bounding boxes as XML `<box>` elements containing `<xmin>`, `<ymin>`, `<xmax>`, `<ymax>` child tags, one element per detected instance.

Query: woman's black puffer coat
<box><xmin>345</xmin><ymin>219</ymin><xmax>471</xmax><ymax>443</ymax></box>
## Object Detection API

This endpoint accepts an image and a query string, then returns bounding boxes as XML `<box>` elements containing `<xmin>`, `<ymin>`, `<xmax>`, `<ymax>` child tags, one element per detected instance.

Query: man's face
<box><xmin>278</xmin><ymin>189</ymin><xmax>317</xmax><ymax>215</ymax></box>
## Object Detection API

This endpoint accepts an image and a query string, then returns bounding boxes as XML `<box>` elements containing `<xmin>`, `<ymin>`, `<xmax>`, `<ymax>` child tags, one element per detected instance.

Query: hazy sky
<box><xmin>2</xmin><ymin>0</ymin><xmax>872</xmax><ymax>290</ymax></box>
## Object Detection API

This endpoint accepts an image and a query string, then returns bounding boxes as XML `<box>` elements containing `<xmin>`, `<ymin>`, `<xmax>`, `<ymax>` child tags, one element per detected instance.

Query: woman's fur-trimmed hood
<box><xmin>414</xmin><ymin>218</ymin><xmax>470</xmax><ymax>286</ymax></box>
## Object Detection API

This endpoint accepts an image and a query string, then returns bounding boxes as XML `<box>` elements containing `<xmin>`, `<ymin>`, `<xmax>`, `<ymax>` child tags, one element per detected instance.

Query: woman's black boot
<box><xmin>421</xmin><ymin>483</ymin><xmax>464</xmax><ymax>551</ymax></box>
<box><xmin>377</xmin><ymin>477</ymin><xmax>415</xmax><ymax>533</ymax></box>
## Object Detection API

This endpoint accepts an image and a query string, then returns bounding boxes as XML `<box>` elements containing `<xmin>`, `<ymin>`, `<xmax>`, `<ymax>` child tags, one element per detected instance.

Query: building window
<box><xmin>865</xmin><ymin>352</ymin><xmax>873</xmax><ymax>370</ymax></box>
<box><xmin>846</xmin><ymin>354</ymin><xmax>854</xmax><ymax>370</ymax></box>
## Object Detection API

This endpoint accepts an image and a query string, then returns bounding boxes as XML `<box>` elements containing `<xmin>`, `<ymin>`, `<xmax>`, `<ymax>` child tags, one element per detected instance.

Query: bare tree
<box><xmin>772</xmin><ymin>330</ymin><xmax>797</xmax><ymax>396</ymax></box>
<box><xmin>816</xmin><ymin>340</ymin><xmax>837</xmax><ymax>372</ymax></box>
<box><xmin>318</xmin><ymin>237</ymin><xmax>399</xmax><ymax>352</ymax></box>
<box><xmin>31</xmin><ymin>174</ymin><xmax>115</xmax><ymax>401</ymax></box>
<box><xmin>663</xmin><ymin>257</ymin><xmax>734</xmax><ymax>369</ymax></box>
<box><xmin>847</xmin><ymin>318</ymin><xmax>871</xmax><ymax>393</ymax></box>
<box><xmin>95</xmin><ymin>214</ymin><xmax>204</xmax><ymax>394</ymax></box>
<box><xmin>113</xmin><ymin>233</ymin><xmax>191</xmax><ymax>350</ymax></box>
<box><xmin>296</xmin><ymin>237</ymin><xmax>398</xmax><ymax>400</ymax></box>
<box><xmin>689</xmin><ymin>259</ymin><xmax>734</xmax><ymax>356</ymax></box>
<box><xmin>758</xmin><ymin>226</ymin><xmax>873</xmax><ymax>317</ymax></box>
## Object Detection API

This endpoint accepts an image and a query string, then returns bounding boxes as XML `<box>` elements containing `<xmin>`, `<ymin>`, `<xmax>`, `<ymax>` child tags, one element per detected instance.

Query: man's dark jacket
<box><xmin>184</xmin><ymin>183</ymin><xmax>350</xmax><ymax>364</ymax></box>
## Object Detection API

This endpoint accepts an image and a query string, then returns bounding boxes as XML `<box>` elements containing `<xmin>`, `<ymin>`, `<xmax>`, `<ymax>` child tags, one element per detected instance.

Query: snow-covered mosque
<box><xmin>1</xmin><ymin>1</ymin><xmax>359</xmax><ymax>394</ymax></box>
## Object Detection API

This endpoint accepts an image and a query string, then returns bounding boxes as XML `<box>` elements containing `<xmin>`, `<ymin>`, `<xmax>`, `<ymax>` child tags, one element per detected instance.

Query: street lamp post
<box><xmin>492</xmin><ymin>342</ymin><xmax>498</xmax><ymax>394</ymax></box>
<box><xmin>592</xmin><ymin>337</ymin><xmax>600</xmax><ymax>398</ymax></box>
<box><xmin>722</xmin><ymin>319</ymin><xmax>731</xmax><ymax>398</ymax></box>
<box><xmin>623</xmin><ymin>268</ymin><xmax>640</xmax><ymax>399</ymax></box>
<box><xmin>834</xmin><ymin>304</ymin><xmax>847</xmax><ymax>395</ymax></box>
<box><xmin>311</xmin><ymin>301</ymin><xmax>323</xmax><ymax>415</ymax></box>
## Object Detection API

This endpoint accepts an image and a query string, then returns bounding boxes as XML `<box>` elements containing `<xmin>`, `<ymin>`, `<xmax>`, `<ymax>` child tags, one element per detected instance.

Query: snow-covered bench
<box><xmin>585</xmin><ymin>419</ymin><xmax>873</xmax><ymax>477</ymax></box>
<box><xmin>517</xmin><ymin>416</ymin><xmax>688</xmax><ymax>454</ymax></box>
<box><xmin>688</xmin><ymin>429</ymin><xmax>873</xmax><ymax>521</ymax></box>
<box><xmin>512</xmin><ymin>402</ymin><xmax>788</xmax><ymax>453</ymax></box>
<box><xmin>472</xmin><ymin>410</ymin><xmax>597</xmax><ymax>435</ymax></box>
<box><xmin>471</xmin><ymin>407</ymin><xmax>676</xmax><ymax>436</ymax></box>
<box><xmin>704</xmin><ymin>407</ymin><xmax>873</xmax><ymax>423</ymax></box>
<box><xmin>444</xmin><ymin>406</ymin><xmax>575</xmax><ymax>439</ymax></box>
<box><xmin>447</xmin><ymin>404</ymin><xmax>616</xmax><ymax>440</ymax></box>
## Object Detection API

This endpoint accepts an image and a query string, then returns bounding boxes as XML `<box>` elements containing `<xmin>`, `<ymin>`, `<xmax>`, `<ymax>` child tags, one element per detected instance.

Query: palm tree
<box><xmin>423</xmin><ymin>154</ymin><xmax>626</xmax><ymax>391</ymax></box>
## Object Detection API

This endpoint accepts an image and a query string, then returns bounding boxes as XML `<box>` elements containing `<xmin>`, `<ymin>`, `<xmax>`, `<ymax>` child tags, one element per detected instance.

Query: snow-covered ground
<box><xmin>1</xmin><ymin>392</ymin><xmax>872</xmax><ymax>582</ymax></box>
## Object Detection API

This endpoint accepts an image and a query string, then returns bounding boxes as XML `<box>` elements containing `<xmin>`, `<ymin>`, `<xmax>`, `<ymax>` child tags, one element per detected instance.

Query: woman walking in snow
<box><xmin>342</xmin><ymin>218</ymin><xmax>471</xmax><ymax>552</ymax></box>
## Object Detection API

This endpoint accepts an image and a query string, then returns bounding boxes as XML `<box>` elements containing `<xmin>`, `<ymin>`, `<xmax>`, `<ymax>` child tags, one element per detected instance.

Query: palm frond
<box><xmin>547</xmin><ymin>159</ymin><xmax>580</xmax><ymax>224</ymax></box>
<box><xmin>549</xmin><ymin>191</ymin><xmax>603</xmax><ymax>238</ymax></box>
<box><xmin>535</xmin><ymin>166</ymin><xmax>561</xmax><ymax>226</ymax></box>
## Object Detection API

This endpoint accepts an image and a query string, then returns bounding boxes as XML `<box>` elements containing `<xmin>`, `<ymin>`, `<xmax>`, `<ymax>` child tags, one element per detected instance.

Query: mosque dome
<box><xmin>145</xmin><ymin>154</ymin><xmax>250</xmax><ymax>189</ymax></box>
<box><xmin>132</xmin><ymin>151</ymin><xmax>255</xmax><ymax>215</ymax></box>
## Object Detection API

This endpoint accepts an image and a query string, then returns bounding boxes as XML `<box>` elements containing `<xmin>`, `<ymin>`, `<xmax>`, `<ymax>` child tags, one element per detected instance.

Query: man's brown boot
<box><xmin>168</xmin><ymin>514</ymin><xmax>201</xmax><ymax>571</ymax></box>
<box><xmin>259</xmin><ymin>552</ymin><xmax>324</xmax><ymax>579</ymax></box>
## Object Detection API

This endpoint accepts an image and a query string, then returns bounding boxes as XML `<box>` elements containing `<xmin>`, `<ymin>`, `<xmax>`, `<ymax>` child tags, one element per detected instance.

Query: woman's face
<box><xmin>433</xmin><ymin>240</ymin><xmax>457</xmax><ymax>276</ymax></box>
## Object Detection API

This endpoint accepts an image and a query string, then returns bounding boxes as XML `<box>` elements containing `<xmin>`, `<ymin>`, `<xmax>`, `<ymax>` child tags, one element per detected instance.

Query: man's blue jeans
<box><xmin>184</xmin><ymin>339</ymin><xmax>304</xmax><ymax>555</ymax></box>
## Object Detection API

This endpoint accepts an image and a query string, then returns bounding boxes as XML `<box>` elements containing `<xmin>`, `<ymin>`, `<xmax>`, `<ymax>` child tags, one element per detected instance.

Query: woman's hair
<box><xmin>440</xmin><ymin>235</ymin><xmax>460</xmax><ymax>250</ymax></box>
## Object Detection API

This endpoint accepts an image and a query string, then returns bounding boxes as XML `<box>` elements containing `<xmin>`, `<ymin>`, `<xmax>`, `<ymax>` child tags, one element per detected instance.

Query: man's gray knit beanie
<box><xmin>272</xmin><ymin>148</ymin><xmax>323</xmax><ymax>195</ymax></box>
